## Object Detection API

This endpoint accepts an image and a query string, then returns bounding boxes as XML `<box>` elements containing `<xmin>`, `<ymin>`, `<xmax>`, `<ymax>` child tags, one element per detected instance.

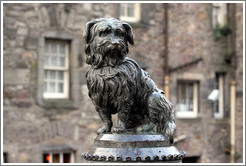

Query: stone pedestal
<box><xmin>82</xmin><ymin>131</ymin><xmax>185</xmax><ymax>163</ymax></box>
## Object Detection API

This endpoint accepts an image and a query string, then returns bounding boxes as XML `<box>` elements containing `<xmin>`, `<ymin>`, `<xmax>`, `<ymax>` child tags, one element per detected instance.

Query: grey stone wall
<box><xmin>2</xmin><ymin>3</ymin><xmax>243</xmax><ymax>163</ymax></box>
<box><xmin>168</xmin><ymin>3</ymin><xmax>243</xmax><ymax>163</ymax></box>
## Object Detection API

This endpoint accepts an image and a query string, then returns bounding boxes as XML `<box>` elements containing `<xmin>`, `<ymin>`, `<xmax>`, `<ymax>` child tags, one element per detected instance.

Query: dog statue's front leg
<box><xmin>113</xmin><ymin>119</ymin><xmax>126</xmax><ymax>133</ymax></box>
<box><xmin>113</xmin><ymin>100</ymin><xmax>133</xmax><ymax>133</ymax></box>
<box><xmin>96</xmin><ymin>107</ymin><xmax>112</xmax><ymax>135</ymax></box>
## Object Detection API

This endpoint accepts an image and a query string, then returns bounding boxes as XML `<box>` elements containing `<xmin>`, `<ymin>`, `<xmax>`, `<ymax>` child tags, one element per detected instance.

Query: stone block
<box><xmin>24</xmin><ymin>37</ymin><xmax>38</xmax><ymax>50</ymax></box>
<box><xmin>16</xmin><ymin>36</ymin><xmax>25</xmax><ymax>47</ymax></box>
<box><xmin>7</xmin><ymin>40</ymin><xmax>17</xmax><ymax>47</ymax></box>
<box><xmin>83</xmin><ymin>3</ymin><xmax>92</xmax><ymax>10</ymax></box>
<box><xmin>4</xmin><ymin>27</ymin><xmax>17</xmax><ymax>39</ymax></box>
<box><xmin>14</xmin><ymin>21</ymin><xmax>26</xmax><ymax>27</ymax></box>
<box><xmin>5</xmin><ymin>9</ymin><xmax>21</xmax><ymax>17</ymax></box>
<box><xmin>3</xmin><ymin>68</ymin><xmax>29</xmax><ymax>85</ymax></box>
<box><xmin>17</xmin><ymin>26</ymin><xmax>28</xmax><ymax>36</ymax></box>
<box><xmin>25</xmin><ymin>10</ymin><xmax>37</xmax><ymax>19</ymax></box>
<box><xmin>16</xmin><ymin>101</ymin><xmax>32</xmax><ymax>108</ymax></box>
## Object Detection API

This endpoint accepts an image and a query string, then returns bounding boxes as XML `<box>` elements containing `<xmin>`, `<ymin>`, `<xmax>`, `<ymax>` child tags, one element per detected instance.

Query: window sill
<box><xmin>176</xmin><ymin>111</ymin><xmax>198</xmax><ymax>119</ymax></box>
<box><xmin>176</xmin><ymin>116</ymin><xmax>200</xmax><ymax>120</ymax></box>
<box><xmin>176</xmin><ymin>116</ymin><xmax>202</xmax><ymax>122</ymax></box>
<box><xmin>124</xmin><ymin>22</ymin><xmax>147</xmax><ymax>29</ymax></box>
<box><xmin>214</xmin><ymin>113</ymin><xmax>224</xmax><ymax>119</ymax></box>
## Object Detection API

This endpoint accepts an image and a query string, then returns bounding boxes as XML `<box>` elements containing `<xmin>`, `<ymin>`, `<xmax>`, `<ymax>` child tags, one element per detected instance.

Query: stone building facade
<box><xmin>168</xmin><ymin>3</ymin><xmax>243</xmax><ymax>163</ymax></box>
<box><xmin>2</xmin><ymin>3</ymin><xmax>243</xmax><ymax>163</ymax></box>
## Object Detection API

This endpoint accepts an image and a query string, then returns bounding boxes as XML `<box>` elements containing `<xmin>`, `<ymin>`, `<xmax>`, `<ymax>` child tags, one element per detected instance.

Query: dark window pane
<box><xmin>127</xmin><ymin>4</ymin><xmax>135</xmax><ymax>17</ymax></box>
<box><xmin>60</xmin><ymin>43</ymin><xmax>65</xmax><ymax>54</ymax></box>
<box><xmin>51</xmin><ymin>43</ymin><xmax>57</xmax><ymax>54</ymax></box>
<box><xmin>44</xmin><ymin>82</ymin><xmax>48</xmax><ymax>92</ymax></box>
<box><xmin>3</xmin><ymin>153</ymin><xmax>8</xmax><ymax>163</ymax></box>
<box><xmin>51</xmin><ymin>56</ymin><xmax>57</xmax><ymax>66</ymax></box>
<box><xmin>45</xmin><ymin>43</ymin><xmax>49</xmax><ymax>53</ymax></box>
<box><xmin>44</xmin><ymin>70</ymin><xmax>48</xmax><ymax>80</ymax></box>
<box><xmin>52</xmin><ymin>153</ymin><xmax>60</xmax><ymax>163</ymax></box>
<box><xmin>44</xmin><ymin>56</ymin><xmax>49</xmax><ymax>67</ymax></box>
<box><xmin>59</xmin><ymin>57</ymin><xmax>65</xmax><ymax>67</ymax></box>
<box><xmin>49</xmin><ymin>70</ymin><xmax>56</xmax><ymax>80</ymax></box>
<box><xmin>63</xmin><ymin>153</ymin><xmax>71</xmax><ymax>163</ymax></box>
<box><xmin>58</xmin><ymin>71</ymin><xmax>64</xmax><ymax>80</ymax></box>
<box><xmin>182</xmin><ymin>156</ymin><xmax>200</xmax><ymax>163</ymax></box>
<box><xmin>188</xmin><ymin>83</ymin><xmax>194</xmax><ymax>111</ymax></box>
<box><xmin>49</xmin><ymin>82</ymin><xmax>56</xmax><ymax>92</ymax></box>
<box><xmin>58</xmin><ymin>83</ymin><xmax>64</xmax><ymax>93</ymax></box>
<box><xmin>181</xmin><ymin>83</ymin><xmax>186</xmax><ymax>105</ymax></box>
<box><xmin>43</xmin><ymin>154</ymin><xmax>50</xmax><ymax>163</ymax></box>
<box><xmin>120</xmin><ymin>5</ymin><xmax>124</xmax><ymax>16</ymax></box>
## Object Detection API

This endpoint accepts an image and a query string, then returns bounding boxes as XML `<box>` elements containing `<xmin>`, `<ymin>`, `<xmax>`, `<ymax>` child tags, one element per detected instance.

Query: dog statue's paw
<box><xmin>113</xmin><ymin>126</ymin><xmax>126</xmax><ymax>133</ymax></box>
<box><xmin>97</xmin><ymin>125</ymin><xmax>111</xmax><ymax>135</ymax></box>
<box><xmin>113</xmin><ymin>120</ymin><xmax>126</xmax><ymax>133</ymax></box>
<box><xmin>136</xmin><ymin>123</ymin><xmax>154</xmax><ymax>132</ymax></box>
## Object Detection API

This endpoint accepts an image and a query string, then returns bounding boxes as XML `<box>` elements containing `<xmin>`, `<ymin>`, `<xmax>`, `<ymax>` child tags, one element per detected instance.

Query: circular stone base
<box><xmin>82</xmin><ymin>131</ymin><xmax>185</xmax><ymax>163</ymax></box>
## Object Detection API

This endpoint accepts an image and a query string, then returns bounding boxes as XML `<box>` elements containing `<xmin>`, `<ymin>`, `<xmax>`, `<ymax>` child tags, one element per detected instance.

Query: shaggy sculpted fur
<box><xmin>84</xmin><ymin>18</ymin><xmax>175</xmax><ymax>142</ymax></box>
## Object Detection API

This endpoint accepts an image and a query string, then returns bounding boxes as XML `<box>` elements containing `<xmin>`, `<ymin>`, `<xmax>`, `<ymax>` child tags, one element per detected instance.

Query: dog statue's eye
<box><xmin>115</xmin><ymin>30</ymin><xmax>123</xmax><ymax>37</ymax></box>
<box><xmin>99</xmin><ymin>31</ymin><xmax>105</xmax><ymax>37</ymax></box>
<box><xmin>99</xmin><ymin>29</ymin><xmax>111</xmax><ymax>37</ymax></box>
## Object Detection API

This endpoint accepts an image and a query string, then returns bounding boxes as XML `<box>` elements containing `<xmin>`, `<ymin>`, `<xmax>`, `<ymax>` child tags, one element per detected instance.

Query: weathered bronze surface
<box><xmin>82</xmin><ymin>18</ymin><xmax>185</xmax><ymax>162</ymax></box>
<box><xmin>82</xmin><ymin>131</ymin><xmax>185</xmax><ymax>163</ymax></box>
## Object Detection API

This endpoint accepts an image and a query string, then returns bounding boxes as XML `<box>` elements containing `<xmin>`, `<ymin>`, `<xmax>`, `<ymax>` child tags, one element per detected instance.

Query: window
<box><xmin>3</xmin><ymin>152</ymin><xmax>8</xmax><ymax>163</ymax></box>
<box><xmin>37</xmin><ymin>30</ymin><xmax>80</xmax><ymax>109</ymax></box>
<box><xmin>43</xmin><ymin>151</ymin><xmax>75</xmax><ymax>163</ymax></box>
<box><xmin>214</xmin><ymin>73</ymin><xmax>225</xmax><ymax>119</ymax></box>
<box><xmin>182</xmin><ymin>156</ymin><xmax>200</xmax><ymax>163</ymax></box>
<box><xmin>176</xmin><ymin>81</ymin><xmax>199</xmax><ymax>118</ymax></box>
<box><xmin>212</xmin><ymin>3</ymin><xmax>227</xmax><ymax>29</ymax></box>
<box><xmin>119</xmin><ymin>3</ymin><xmax>140</xmax><ymax>22</ymax></box>
<box><xmin>43</xmin><ymin>40</ymin><xmax>69</xmax><ymax>99</ymax></box>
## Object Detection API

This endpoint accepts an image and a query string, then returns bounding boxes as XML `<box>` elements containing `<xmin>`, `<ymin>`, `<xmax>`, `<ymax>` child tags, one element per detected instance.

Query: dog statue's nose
<box><xmin>111</xmin><ymin>39</ymin><xmax>120</xmax><ymax>45</ymax></box>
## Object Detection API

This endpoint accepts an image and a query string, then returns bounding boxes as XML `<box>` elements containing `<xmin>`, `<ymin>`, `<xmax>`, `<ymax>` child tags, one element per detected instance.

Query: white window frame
<box><xmin>176</xmin><ymin>81</ymin><xmax>199</xmax><ymax>118</ymax></box>
<box><xmin>212</xmin><ymin>3</ymin><xmax>227</xmax><ymax>29</ymax></box>
<box><xmin>44</xmin><ymin>151</ymin><xmax>75</xmax><ymax>163</ymax></box>
<box><xmin>43</xmin><ymin>40</ymin><xmax>69</xmax><ymax>99</ymax></box>
<box><xmin>119</xmin><ymin>3</ymin><xmax>141</xmax><ymax>23</ymax></box>
<box><xmin>214</xmin><ymin>74</ymin><xmax>224</xmax><ymax>119</ymax></box>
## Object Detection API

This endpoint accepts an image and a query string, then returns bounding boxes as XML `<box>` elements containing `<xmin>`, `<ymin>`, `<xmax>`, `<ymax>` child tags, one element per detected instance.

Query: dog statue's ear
<box><xmin>83</xmin><ymin>20</ymin><xmax>98</xmax><ymax>64</ymax></box>
<box><xmin>122</xmin><ymin>23</ymin><xmax>134</xmax><ymax>45</ymax></box>
<box><xmin>83</xmin><ymin>20</ymin><xmax>97</xmax><ymax>44</ymax></box>
<box><xmin>84</xmin><ymin>19</ymin><xmax>100</xmax><ymax>58</ymax></box>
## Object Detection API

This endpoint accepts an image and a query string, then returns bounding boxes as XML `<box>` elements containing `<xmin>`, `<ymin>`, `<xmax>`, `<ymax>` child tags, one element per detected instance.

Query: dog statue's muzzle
<box><xmin>101</xmin><ymin>40</ymin><xmax>126</xmax><ymax>56</ymax></box>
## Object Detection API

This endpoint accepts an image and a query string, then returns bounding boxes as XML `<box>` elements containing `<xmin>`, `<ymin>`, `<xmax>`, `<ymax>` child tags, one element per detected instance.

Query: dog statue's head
<box><xmin>83</xmin><ymin>18</ymin><xmax>134</xmax><ymax>68</ymax></box>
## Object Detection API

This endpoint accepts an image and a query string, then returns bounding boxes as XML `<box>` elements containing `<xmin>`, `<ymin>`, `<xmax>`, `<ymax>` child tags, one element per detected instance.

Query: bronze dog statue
<box><xmin>83</xmin><ymin>18</ymin><xmax>176</xmax><ymax>142</ymax></box>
